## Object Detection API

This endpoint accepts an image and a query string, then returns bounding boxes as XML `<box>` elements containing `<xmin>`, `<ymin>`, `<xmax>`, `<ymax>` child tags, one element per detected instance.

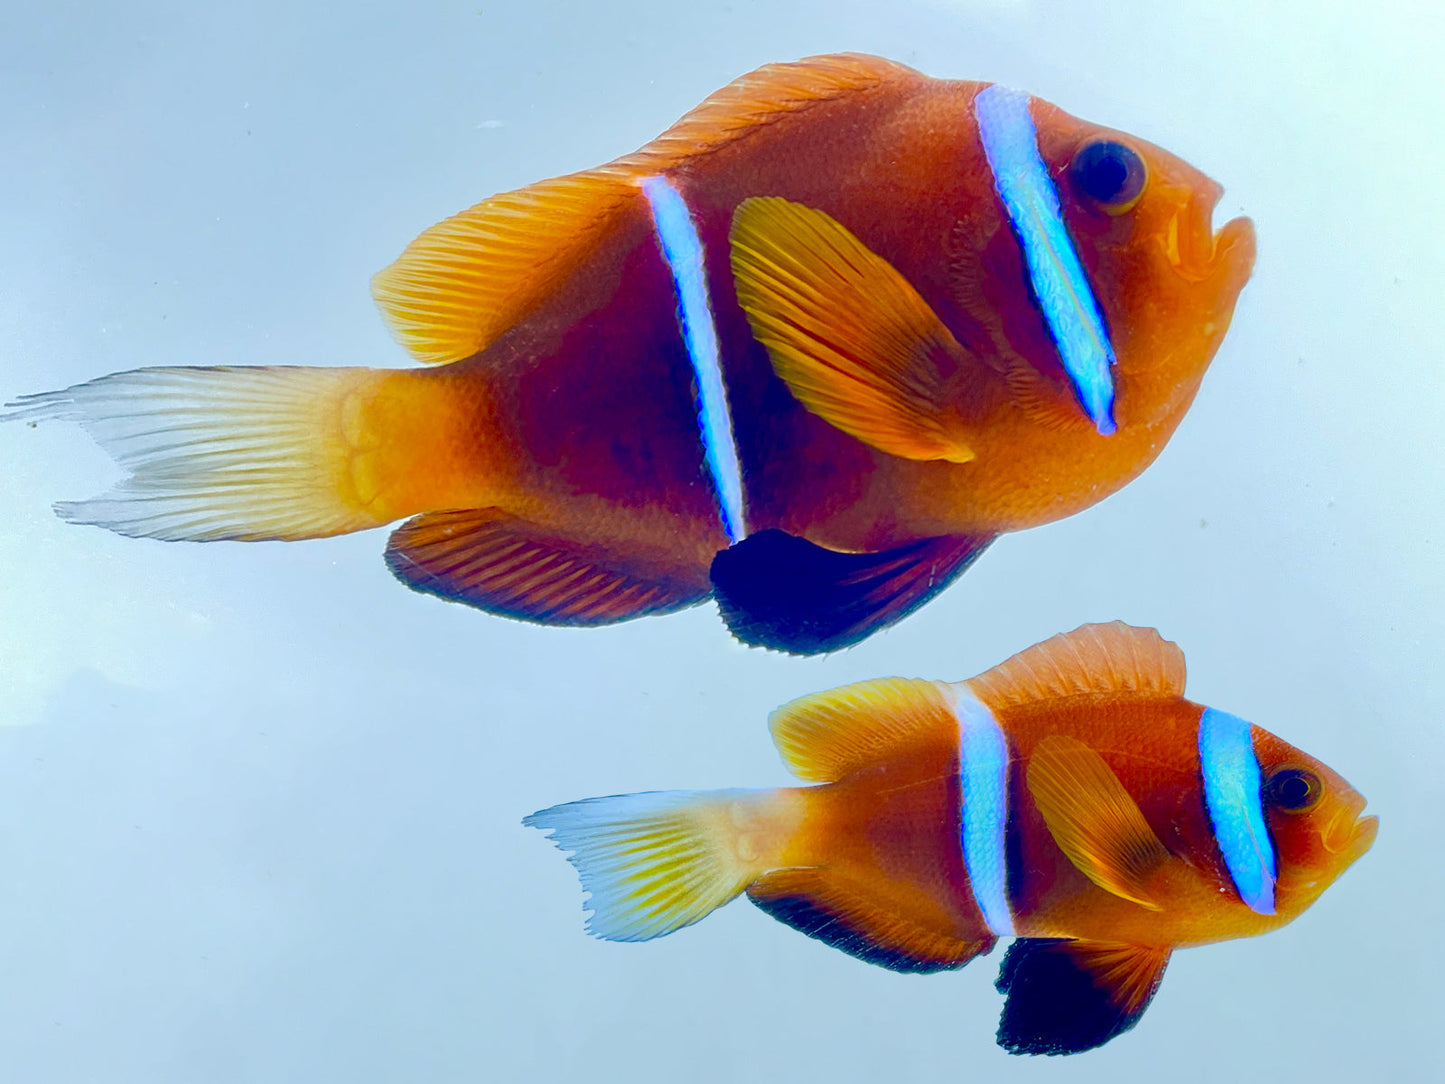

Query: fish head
<box><xmin>1251</xmin><ymin>727</ymin><xmax>1377</xmax><ymax>922</ymax></box>
<box><xmin>1032</xmin><ymin>104</ymin><xmax>1257</xmax><ymax>424</ymax></box>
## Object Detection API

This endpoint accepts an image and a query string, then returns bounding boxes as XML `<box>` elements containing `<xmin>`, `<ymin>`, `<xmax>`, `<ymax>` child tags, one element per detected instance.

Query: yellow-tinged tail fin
<box><xmin>4</xmin><ymin>365</ymin><xmax>479</xmax><ymax>542</ymax></box>
<box><xmin>525</xmin><ymin>789</ymin><xmax>795</xmax><ymax>942</ymax></box>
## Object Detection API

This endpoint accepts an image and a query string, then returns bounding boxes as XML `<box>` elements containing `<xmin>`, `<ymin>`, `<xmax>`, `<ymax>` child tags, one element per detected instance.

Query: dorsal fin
<box><xmin>372</xmin><ymin>54</ymin><xmax>914</xmax><ymax>367</ymax></box>
<box><xmin>370</xmin><ymin>170</ymin><xmax>640</xmax><ymax>364</ymax></box>
<box><xmin>968</xmin><ymin>622</ymin><xmax>1185</xmax><ymax>710</ymax></box>
<box><xmin>622</xmin><ymin>53</ymin><xmax>917</xmax><ymax>171</ymax></box>
<box><xmin>768</xmin><ymin>677</ymin><xmax>956</xmax><ymax>782</ymax></box>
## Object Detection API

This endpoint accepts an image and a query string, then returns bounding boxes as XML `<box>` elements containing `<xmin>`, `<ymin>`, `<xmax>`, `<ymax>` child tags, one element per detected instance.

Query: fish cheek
<box><xmin>1262</xmin><ymin>808</ymin><xmax>1330</xmax><ymax>908</ymax></box>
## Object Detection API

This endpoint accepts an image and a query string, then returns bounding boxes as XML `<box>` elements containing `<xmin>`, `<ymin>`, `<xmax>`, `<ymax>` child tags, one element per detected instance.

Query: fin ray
<box><xmin>996</xmin><ymin>939</ymin><xmax>1171</xmax><ymax>1055</ymax></box>
<box><xmin>748</xmin><ymin>867</ymin><xmax>994</xmax><ymax>974</ymax></box>
<box><xmin>969</xmin><ymin>622</ymin><xmax>1186</xmax><ymax>709</ymax></box>
<box><xmin>371</xmin><ymin>170</ymin><xmax>640</xmax><ymax>364</ymax></box>
<box><xmin>385</xmin><ymin>508</ymin><xmax>710</xmax><ymax>625</ymax></box>
<box><xmin>526</xmin><ymin>789</ymin><xmax>770</xmax><ymax>941</ymax></box>
<box><xmin>710</xmin><ymin>529</ymin><xmax>993</xmax><ymax>654</ymax></box>
<box><xmin>4</xmin><ymin>366</ymin><xmax>397</xmax><ymax>541</ymax></box>
<box><xmin>624</xmin><ymin>54</ymin><xmax>916</xmax><ymax>170</ymax></box>
<box><xmin>1026</xmin><ymin>735</ymin><xmax>1173</xmax><ymax>910</ymax></box>
<box><xmin>730</xmin><ymin>197</ymin><xmax>978</xmax><ymax>462</ymax></box>
<box><xmin>768</xmin><ymin>678</ymin><xmax>957</xmax><ymax>783</ymax></box>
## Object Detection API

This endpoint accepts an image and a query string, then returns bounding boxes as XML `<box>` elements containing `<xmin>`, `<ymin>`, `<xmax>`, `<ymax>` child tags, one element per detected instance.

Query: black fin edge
<box><xmin>994</xmin><ymin>938</ymin><xmax>1169</xmax><ymax>1056</ymax></box>
<box><xmin>710</xmin><ymin>528</ymin><xmax>992</xmax><ymax>654</ymax></box>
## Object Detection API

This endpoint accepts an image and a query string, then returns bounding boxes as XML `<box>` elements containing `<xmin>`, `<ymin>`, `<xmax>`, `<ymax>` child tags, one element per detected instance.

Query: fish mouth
<box><xmin>1323</xmin><ymin>794</ymin><xmax>1379</xmax><ymax>863</ymax></box>
<box><xmin>1164</xmin><ymin>184</ymin><xmax>1256</xmax><ymax>285</ymax></box>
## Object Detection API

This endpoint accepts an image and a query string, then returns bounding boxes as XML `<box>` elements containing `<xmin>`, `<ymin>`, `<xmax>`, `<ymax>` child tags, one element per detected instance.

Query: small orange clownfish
<box><xmin>6</xmin><ymin>55</ymin><xmax>1255</xmax><ymax>653</ymax></box>
<box><xmin>527</xmin><ymin>624</ymin><xmax>1376</xmax><ymax>1054</ymax></box>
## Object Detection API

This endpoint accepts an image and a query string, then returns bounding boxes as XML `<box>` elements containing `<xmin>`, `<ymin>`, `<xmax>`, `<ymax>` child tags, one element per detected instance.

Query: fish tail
<box><xmin>4</xmin><ymin>364</ymin><xmax>495</xmax><ymax>541</ymax></box>
<box><xmin>525</xmin><ymin>788</ymin><xmax>803</xmax><ymax>942</ymax></box>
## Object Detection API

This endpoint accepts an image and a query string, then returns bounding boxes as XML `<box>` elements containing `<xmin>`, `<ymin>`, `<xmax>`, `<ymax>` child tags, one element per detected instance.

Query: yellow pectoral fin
<box><xmin>1026</xmin><ymin>735</ymin><xmax>1174</xmax><ymax>911</ymax></box>
<box><xmin>729</xmin><ymin>197</ymin><xmax>977</xmax><ymax>463</ymax></box>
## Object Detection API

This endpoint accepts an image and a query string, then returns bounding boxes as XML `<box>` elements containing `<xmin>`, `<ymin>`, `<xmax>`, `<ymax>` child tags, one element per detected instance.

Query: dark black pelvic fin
<box><xmin>747</xmin><ymin>867</ymin><xmax>994</xmax><ymax>974</ymax></box>
<box><xmin>709</xmin><ymin>529</ymin><xmax>993</xmax><ymax>654</ymax></box>
<box><xmin>995</xmin><ymin>938</ymin><xmax>1172</xmax><ymax>1056</ymax></box>
<box><xmin>385</xmin><ymin>508</ymin><xmax>711</xmax><ymax>626</ymax></box>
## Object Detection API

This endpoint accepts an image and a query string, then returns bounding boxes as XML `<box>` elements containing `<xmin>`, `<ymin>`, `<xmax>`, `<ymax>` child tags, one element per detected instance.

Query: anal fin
<box><xmin>709</xmin><ymin>529</ymin><xmax>993</xmax><ymax>654</ymax></box>
<box><xmin>385</xmin><ymin>508</ymin><xmax>710</xmax><ymax>625</ymax></box>
<box><xmin>995</xmin><ymin>939</ymin><xmax>1172</xmax><ymax>1056</ymax></box>
<box><xmin>748</xmin><ymin>867</ymin><xmax>995</xmax><ymax>974</ymax></box>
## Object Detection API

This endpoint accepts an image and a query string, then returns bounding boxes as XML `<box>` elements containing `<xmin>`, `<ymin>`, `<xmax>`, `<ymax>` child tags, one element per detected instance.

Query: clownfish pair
<box><xmin>6</xmin><ymin>54</ymin><xmax>1254</xmax><ymax>653</ymax></box>
<box><xmin>527</xmin><ymin>624</ymin><xmax>1377</xmax><ymax>1055</ymax></box>
<box><xmin>4</xmin><ymin>54</ymin><xmax>1365</xmax><ymax>1056</ymax></box>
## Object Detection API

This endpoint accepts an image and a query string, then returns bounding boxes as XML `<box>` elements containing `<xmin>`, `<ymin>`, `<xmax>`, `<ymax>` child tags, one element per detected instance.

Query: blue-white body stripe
<box><xmin>1198</xmin><ymin>707</ymin><xmax>1276</xmax><ymax>915</ymax></box>
<box><xmin>640</xmin><ymin>175</ymin><xmax>747</xmax><ymax>543</ymax></box>
<box><xmin>974</xmin><ymin>84</ymin><xmax>1118</xmax><ymax>435</ymax></box>
<box><xmin>949</xmin><ymin>682</ymin><xmax>1015</xmax><ymax>937</ymax></box>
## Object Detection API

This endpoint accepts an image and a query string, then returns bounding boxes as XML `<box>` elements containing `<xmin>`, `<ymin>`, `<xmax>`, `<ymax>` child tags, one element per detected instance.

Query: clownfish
<box><xmin>526</xmin><ymin>624</ymin><xmax>1376</xmax><ymax>1055</ymax></box>
<box><xmin>6</xmin><ymin>55</ymin><xmax>1255</xmax><ymax>653</ymax></box>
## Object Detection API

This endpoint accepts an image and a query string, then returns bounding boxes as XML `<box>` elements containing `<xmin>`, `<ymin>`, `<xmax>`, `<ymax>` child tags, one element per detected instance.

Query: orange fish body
<box><xmin>8</xmin><ymin>55</ymin><xmax>1255</xmax><ymax>652</ymax></box>
<box><xmin>527</xmin><ymin>624</ymin><xmax>1376</xmax><ymax>1054</ymax></box>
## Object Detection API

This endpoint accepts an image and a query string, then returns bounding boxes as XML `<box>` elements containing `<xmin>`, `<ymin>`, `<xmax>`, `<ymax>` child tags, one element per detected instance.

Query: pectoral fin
<box><xmin>709</xmin><ymin>528</ymin><xmax>994</xmax><ymax>654</ymax></box>
<box><xmin>995</xmin><ymin>939</ymin><xmax>1172</xmax><ymax>1055</ymax></box>
<box><xmin>729</xmin><ymin>197</ymin><xmax>980</xmax><ymax>462</ymax></box>
<box><xmin>385</xmin><ymin>508</ymin><xmax>710</xmax><ymax>625</ymax></box>
<box><xmin>1026</xmin><ymin>735</ymin><xmax>1173</xmax><ymax>910</ymax></box>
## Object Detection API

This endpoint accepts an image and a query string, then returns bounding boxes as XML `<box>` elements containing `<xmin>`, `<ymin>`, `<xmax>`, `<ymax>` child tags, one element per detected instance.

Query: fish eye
<box><xmin>1070</xmin><ymin>140</ymin><xmax>1146</xmax><ymax>212</ymax></box>
<box><xmin>1264</xmin><ymin>768</ymin><xmax>1323</xmax><ymax>813</ymax></box>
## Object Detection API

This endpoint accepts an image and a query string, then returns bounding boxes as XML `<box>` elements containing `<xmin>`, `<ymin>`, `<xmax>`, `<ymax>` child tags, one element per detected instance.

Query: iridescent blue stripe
<box><xmin>641</xmin><ymin>175</ymin><xmax>746</xmax><ymax>543</ymax></box>
<box><xmin>951</xmin><ymin>683</ymin><xmax>1014</xmax><ymax>937</ymax></box>
<box><xmin>1198</xmin><ymin>707</ymin><xmax>1276</xmax><ymax>915</ymax></box>
<box><xmin>974</xmin><ymin>84</ymin><xmax>1117</xmax><ymax>435</ymax></box>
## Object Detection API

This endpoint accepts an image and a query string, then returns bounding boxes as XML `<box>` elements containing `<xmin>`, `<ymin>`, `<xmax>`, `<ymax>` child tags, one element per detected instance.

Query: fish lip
<box><xmin>1323</xmin><ymin>795</ymin><xmax>1378</xmax><ymax>860</ymax></box>
<box><xmin>1164</xmin><ymin>185</ymin><xmax>1255</xmax><ymax>285</ymax></box>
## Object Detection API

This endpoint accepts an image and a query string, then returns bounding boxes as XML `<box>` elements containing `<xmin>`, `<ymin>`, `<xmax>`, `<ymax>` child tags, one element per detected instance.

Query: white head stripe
<box><xmin>974</xmin><ymin>84</ymin><xmax>1117</xmax><ymax>435</ymax></box>
<box><xmin>948</xmin><ymin>682</ymin><xmax>1014</xmax><ymax>937</ymax></box>
<box><xmin>1198</xmin><ymin>707</ymin><xmax>1276</xmax><ymax>915</ymax></box>
<box><xmin>641</xmin><ymin>175</ymin><xmax>746</xmax><ymax>543</ymax></box>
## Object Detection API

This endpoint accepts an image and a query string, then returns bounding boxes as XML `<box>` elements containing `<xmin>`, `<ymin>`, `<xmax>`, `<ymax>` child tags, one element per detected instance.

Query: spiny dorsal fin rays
<box><xmin>968</xmin><ymin>622</ymin><xmax>1186</xmax><ymax>710</ymax></box>
<box><xmin>620</xmin><ymin>54</ymin><xmax>919</xmax><ymax>171</ymax></box>
<box><xmin>1027</xmin><ymin>735</ymin><xmax>1174</xmax><ymax>911</ymax></box>
<box><xmin>730</xmin><ymin>197</ymin><xmax>978</xmax><ymax>463</ymax></box>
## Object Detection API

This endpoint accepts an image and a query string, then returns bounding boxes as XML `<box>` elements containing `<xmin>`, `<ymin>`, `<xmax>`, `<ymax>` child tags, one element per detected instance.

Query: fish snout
<box><xmin>1161</xmin><ymin>180</ymin><xmax>1254</xmax><ymax>286</ymax></box>
<box><xmin>1323</xmin><ymin>791</ymin><xmax>1378</xmax><ymax>862</ymax></box>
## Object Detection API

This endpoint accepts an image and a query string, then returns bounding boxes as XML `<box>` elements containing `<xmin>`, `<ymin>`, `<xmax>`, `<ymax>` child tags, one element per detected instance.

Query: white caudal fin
<box><xmin>4</xmin><ymin>365</ymin><xmax>396</xmax><ymax>542</ymax></box>
<box><xmin>525</xmin><ymin>788</ymin><xmax>787</xmax><ymax>942</ymax></box>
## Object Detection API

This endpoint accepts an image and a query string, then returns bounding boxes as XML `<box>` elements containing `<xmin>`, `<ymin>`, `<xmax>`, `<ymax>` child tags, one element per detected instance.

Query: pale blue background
<box><xmin>1</xmin><ymin>1</ymin><xmax>1440</xmax><ymax>1080</ymax></box>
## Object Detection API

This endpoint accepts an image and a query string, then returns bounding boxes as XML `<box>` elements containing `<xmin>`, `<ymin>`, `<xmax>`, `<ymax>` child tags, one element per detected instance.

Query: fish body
<box><xmin>6</xmin><ymin>55</ymin><xmax>1255</xmax><ymax>652</ymax></box>
<box><xmin>527</xmin><ymin>624</ymin><xmax>1376</xmax><ymax>1054</ymax></box>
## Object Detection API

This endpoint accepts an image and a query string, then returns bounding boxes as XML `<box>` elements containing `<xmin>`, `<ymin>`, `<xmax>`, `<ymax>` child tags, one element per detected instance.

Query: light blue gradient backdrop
<box><xmin>0</xmin><ymin>2</ymin><xmax>1440</xmax><ymax>1080</ymax></box>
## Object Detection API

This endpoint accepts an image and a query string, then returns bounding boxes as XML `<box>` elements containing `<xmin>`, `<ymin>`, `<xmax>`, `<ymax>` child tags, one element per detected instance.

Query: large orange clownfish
<box><xmin>7</xmin><ymin>56</ymin><xmax>1256</xmax><ymax>653</ymax></box>
<box><xmin>527</xmin><ymin>624</ymin><xmax>1377</xmax><ymax>1054</ymax></box>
